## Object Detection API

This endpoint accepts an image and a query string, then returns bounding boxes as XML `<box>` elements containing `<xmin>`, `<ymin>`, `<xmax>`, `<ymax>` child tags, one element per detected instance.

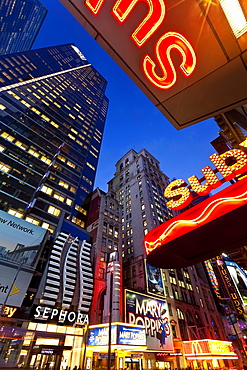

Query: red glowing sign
<box><xmin>164</xmin><ymin>145</ymin><xmax>247</xmax><ymax>210</ymax></box>
<box><xmin>85</xmin><ymin>0</ymin><xmax>196</xmax><ymax>89</ymax></box>
<box><xmin>60</xmin><ymin>0</ymin><xmax>247</xmax><ymax>128</ymax></box>
<box><xmin>183</xmin><ymin>339</ymin><xmax>237</xmax><ymax>359</ymax></box>
<box><xmin>144</xmin><ymin>175</ymin><xmax>247</xmax><ymax>268</ymax></box>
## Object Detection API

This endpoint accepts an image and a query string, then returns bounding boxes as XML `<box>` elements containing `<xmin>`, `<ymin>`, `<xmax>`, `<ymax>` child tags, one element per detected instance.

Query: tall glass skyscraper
<box><xmin>0</xmin><ymin>44</ymin><xmax>109</xmax><ymax>236</ymax></box>
<box><xmin>0</xmin><ymin>0</ymin><xmax>47</xmax><ymax>55</ymax></box>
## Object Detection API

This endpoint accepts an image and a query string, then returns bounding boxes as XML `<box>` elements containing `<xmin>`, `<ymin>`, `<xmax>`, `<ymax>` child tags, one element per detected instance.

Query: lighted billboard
<box><xmin>0</xmin><ymin>211</ymin><xmax>47</xmax><ymax>307</ymax></box>
<box><xmin>87</xmin><ymin>323</ymin><xmax>146</xmax><ymax>346</ymax></box>
<box><xmin>125</xmin><ymin>290</ymin><xmax>173</xmax><ymax>351</ymax></box>
<box><xmin>59</xmin><ymin>0</ymin><xmax>247</xmax><ymax>128</ymax></box>
<box><xmin>225</xmin><ymin>260</ymin><xmax>247</xmax><ymax>308</ymax></box>
<box><xmin>145</xmin><ymin>261</ymin><xmax>164</xmax><ymax>296</ymax></box>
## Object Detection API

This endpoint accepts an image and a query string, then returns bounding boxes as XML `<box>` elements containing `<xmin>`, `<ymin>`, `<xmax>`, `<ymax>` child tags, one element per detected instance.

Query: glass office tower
<box><xmin>0</xmin><ymin>44</ymin><xmax>109</xmax><ymax>235</ymax></box>
<box><xmin>0</xmin><ymin>0</ymin><xmax>47</xmax><ymax>55</ymax></box>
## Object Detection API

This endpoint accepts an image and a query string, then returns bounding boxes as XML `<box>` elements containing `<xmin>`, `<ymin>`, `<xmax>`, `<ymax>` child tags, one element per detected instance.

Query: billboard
<box><xmin>87</xmin><ymin>323</ymin><xmax>146</xmax><ymax>346</ymax></box>
<box><xmin>0</xmin><ymin>210</ymin><xmax>47</xmax><ymax>307</ymax></box>
<box><xmin>125</xmin><ymin>290</ymin><xmax>173</xmax><ymax>351</ymax></box>
<box><xmin>225</xmin><ymin>260</ymin><xmax>247</xmax><ymax>308</ymax></box>
<box><xmin>59</xmin><ymin>0</ymin><xmax>247</xmax><ymax>128</ymax></box>
<box><xmin>145</xmin><ymin>261</ymin><xmax>164</xmax><ymax>296</ymax></box>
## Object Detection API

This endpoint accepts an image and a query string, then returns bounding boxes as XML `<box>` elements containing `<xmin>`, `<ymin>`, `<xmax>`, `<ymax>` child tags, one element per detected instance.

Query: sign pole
<box><xmin>108</xmin><ymin>263</ymin><xmax>114</xmax><ymax>370</ymax></box>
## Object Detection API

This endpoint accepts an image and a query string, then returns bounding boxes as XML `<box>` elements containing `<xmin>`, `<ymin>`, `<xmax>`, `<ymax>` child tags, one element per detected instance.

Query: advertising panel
<box><xmin>0</xmin><ymin>210</ymin><xmax>47</xmax><ymax>307</ymax></box>
<box><xmin>60</xmin><ymin>0</ymin><xmax>247</xmax><ymax>128</ymax></box>
<box><xmin>225</xmin><ymin>260</ymin><xmax>247</xmax><ymax>307</ymax></box>
<box><xmin>87</xmin><ymin>324</ymin><xmax>146</xmax><ymax>346</ymax></box>
<box><xmin>88</xmin><ymin>325</ymin><xmax>117</xmax><ymax>346</ymax></box>
<box><xmin>117</xmin><ymin>325</ymin><xmax>146</xmax><ymax>346</ymax></box>
<box><xmin>125</xmin><ymin>290</ymin><xmax>173</xmax><ymax>351</ymax></box>
<box><xmin>145</xmin><ymin>261</ymin><xmax>164</xmax><ymax>296</ymax></box>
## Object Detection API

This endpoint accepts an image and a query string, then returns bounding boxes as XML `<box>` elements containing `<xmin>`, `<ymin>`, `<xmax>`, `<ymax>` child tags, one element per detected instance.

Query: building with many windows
<box><xmin>0</xmin><ymin>43</ymin><xmax>108</xmax><ymax>235</ymax></box>
<box><xmin>0</xmin><ymin>43</ymin><xmax>108</xmax><ymax>370</ymax></box>
<box><xmin>106</xmin><ymin>148</ymin><xmax>239</xmax><ymax>370</ymax></box>
<box><xmin>0</xmin><ymin>0</ymin><xmax>47</xmax><ymax>55</ymax></box>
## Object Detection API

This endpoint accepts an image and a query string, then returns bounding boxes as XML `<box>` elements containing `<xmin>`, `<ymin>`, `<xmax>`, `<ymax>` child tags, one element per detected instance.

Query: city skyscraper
<box><xmin>0</xmin><ymin>44</ymin><xmax>108</xmax><ymax>236</ymax></box>
<box><xmin>0</xmin><ymin>0</ymin><xmax>47</xmax><ymax>55</ymax></box>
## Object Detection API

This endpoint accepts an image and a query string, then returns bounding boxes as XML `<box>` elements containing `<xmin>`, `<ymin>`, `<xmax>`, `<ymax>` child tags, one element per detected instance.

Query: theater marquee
<box><xmin>59</xmin><ymin>0</ymin><xmax>247</xmax><ymax>128</ymax></box>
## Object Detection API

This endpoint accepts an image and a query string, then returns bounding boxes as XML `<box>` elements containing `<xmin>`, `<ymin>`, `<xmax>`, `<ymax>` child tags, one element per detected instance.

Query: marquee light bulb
<box><xmin>219</xmin><ymin>0</ymin><xmax>247</xmax><ymax>38</ymax></box>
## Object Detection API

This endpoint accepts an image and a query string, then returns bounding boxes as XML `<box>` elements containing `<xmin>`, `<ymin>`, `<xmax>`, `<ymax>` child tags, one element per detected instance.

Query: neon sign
<box><xmin>164</xmin><ymin>144</ymin><xmax>247</xmax><ymax>210</ymax></box>
<box><xmin>183</xmin><ymin>339</ymin><xmax>237</xmax><ymax>358</ymax></box>
<box><xmin>215</xmin><ymin>256</ymin><xmax>244</xmax><ymax>315</ymax></box>
<box><xmin>85</xmin><ymin>0</ymin><xmax>196</xmax><ymax>89</ymax></box>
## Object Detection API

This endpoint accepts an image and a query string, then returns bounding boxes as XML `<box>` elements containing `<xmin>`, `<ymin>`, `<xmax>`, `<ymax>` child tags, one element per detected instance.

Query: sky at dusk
<box><xmin>33</xmin><ymin>0</ymin><xmax>220</xmax><ymax>192</ymax></box>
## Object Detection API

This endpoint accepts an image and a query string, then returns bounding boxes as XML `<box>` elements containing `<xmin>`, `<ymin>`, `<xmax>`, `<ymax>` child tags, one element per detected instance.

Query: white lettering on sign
<box><xmin>34</xmin><ymin>306</ymin><xmax>89</xmax><ymax>324</ymax></box>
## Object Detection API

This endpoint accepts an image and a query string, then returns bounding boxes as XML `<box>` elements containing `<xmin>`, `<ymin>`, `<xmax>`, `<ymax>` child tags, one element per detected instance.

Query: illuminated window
<box><xmin>41</xmin><ymin>185</ymin><xmax>53</xmax><ymax>195</ymax></box>
<box><xmin>72</xmin><ymin>217</ymin><xmax>85</xmax><ymax>228</ymax></box>
<box><xmin>41</xmin><ymin>222</ymin><xmax>55</xmax><ymax>233</ymax></box>
<box><xmin>59</xmin><ymin>180</ymin><xmax>69</xmax><ymax>189</ymax></box>
<box><xmin>25</xmin><ymin>216</ymin><xmax>40</xmax><ymax>225</ymax></box>
<box><xmin>1</xmin><ymin>132</ymin><xmax>14</xmax><ymax>141</ymax></box>
<box><xmin>7</xmin><ymin>209</ymin><xmax>24</xmax><ymax>218</ymax></box>
<box><xmin>15</xmin><ymin>140</ymin><xmax>28</xmax><ymax>150</ymax></box>
<box><xmin>41</xmin><ymin>156</ymin><xmax>51</xmax><ymax>165</ymax></box>
<box><xmin>86</xmin><ymin>162</ymin><xmax>96</xmax><ymax>171</ymax></box>
<box><xmin>66</xmin><ymin>198</ymin><xmax>73</xmax><ymax>206</ymax></box>
<box><xmin>54</xmin><ymin>192</ymin><xmax>65</xmax><ymax>202</ymax></box>
<box><xmin>67</xmin><ymin>161</ymin><xmax>76</xmax><ymax>168</ymax></box>
<box><xmin>28</xmin><ymin>148</ymin><xmax>39</xmax><ymax>158</ymax></box>
<box><xmin>0</xmin><ymin>145</ymin><xmax>5</xmax><ymax>152</ymax></box>
<box><xmin>75</xmin><ymin>205</ymin><xmax>87</xmax><ymax>215</ymax></box>
<box><xmin>0</xmin><ymin>104</ymin><xmax>6</xmax><ymax>110</ymax></box>
<box><xmin>47</xmin><ymin>206</ymin><xmax>61</xmax><ymax>216</ymax></box>
<box><xmin>70</xmin><ymin>186</ymin><xmax>76</xmax><ymax>193</ymax></box>
<box><xmin>0</xmin><ymin>162</ymin><xmax>11</xmax><ymax>173</ymax></box>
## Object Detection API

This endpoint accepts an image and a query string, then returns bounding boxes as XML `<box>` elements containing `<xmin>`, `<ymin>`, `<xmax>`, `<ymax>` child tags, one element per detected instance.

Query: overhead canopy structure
<box><xmin>59</xmin><ymin>0</ymin><xmax>247</xmax><ymax>128</ymax></box>
<box><xmin>144</xmin><ymin>176</ymin><xmax>247</xmax><ymax>268</ymax></box>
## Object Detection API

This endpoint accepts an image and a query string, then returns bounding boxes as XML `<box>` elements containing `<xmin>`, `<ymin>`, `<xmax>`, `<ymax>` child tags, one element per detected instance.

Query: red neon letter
<box><xmin>143</xmin><ymin>32</ymin><xmax>196</xmax><ymax>89</ymax></box>
<box><xmin>111</xmin><ymin>0</ymin><xmax>165</xmax><ymax>47</ymax></box>
<box><xmin>85</xmin><ymin>0</ymin><xmax>105</xmax><ymax>15</ymax></box>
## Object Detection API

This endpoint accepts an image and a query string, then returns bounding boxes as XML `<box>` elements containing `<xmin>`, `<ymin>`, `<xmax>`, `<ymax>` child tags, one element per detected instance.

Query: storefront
<box><xmin>183</xmin><ymin>339</ymin><xmax>240</xmax><ymax>370</ymax></box>
<box><xmin>0</xmin><ymin>320</ymin><xmax>87</xmax><ymax>370</ymax></box>
<box><xmin>86</xmin><ymin>323</ymin><xmax>147</xmax><ymax>370</ymax></box>
<box><xmin>86</xmin><ymin>323</ymin><xmax>185</xmax><ymax>370</ymax></box>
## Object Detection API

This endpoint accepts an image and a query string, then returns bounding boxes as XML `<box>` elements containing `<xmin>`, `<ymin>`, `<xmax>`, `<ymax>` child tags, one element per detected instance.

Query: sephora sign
<box><xmin>60</xmin><ymin>0</ymin><xmax>247</xmax><ymax>128</ymax></box>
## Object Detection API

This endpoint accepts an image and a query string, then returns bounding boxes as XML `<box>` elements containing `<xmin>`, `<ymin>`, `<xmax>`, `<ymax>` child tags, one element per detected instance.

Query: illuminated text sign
<box><xmin>34</xmin><ymin>305</ymin><xmax>89</xmax><ymax>324</ymax></box>
<box><xmin>60</xmin><ymin>0</ymin><xmax>247</xmax><ymax>128</ymax></box>
<box><xmin>183</xmin><ymin>339</ymin><xmax>237</xmax><ymax>358</ymax></box>
<box><xmin>164</xmin><ymin>142</ymin><xmax>247</xmax><ymax>210</ymax></box>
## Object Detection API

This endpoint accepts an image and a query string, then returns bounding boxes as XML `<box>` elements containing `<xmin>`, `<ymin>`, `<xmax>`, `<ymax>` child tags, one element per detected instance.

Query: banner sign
<box><xmin>88</xmin><ymin>323</ymin><xmax>146</xmax><ymax>346</ymax></box>
<box><xmin>0</xmin><ymin>210</ymin><xmax>47</xmax><ymax>307</ymax></box>
<box><xmin>145</xmin><ymin>261</ymin><xmax>164</xmax><ymax>296</ymax></box>
<box><xmin>125</xmin><ymin>290</ymin><xmax>173</xmax><ymax>351</ymax></box>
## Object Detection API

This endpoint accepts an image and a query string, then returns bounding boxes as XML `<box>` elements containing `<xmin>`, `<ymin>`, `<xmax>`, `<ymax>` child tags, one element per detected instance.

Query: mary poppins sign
<box><xmin>60</xmin><ymin>0</ymin><xmax>247</xmax><ymax>128</ymax></box>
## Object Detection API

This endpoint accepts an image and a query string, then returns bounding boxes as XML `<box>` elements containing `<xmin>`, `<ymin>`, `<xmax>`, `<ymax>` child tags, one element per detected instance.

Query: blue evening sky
<box><xmin>33</xmin><ymin>0</ymin><xmax>220</xmax><ymax>192</ymax></box>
